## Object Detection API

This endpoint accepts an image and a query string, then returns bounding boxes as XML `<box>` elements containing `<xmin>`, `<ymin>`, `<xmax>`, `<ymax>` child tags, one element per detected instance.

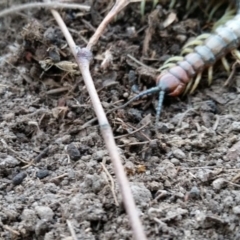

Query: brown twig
<box><xmin>87</xmin><ymin>0</ymin><xmax>142</xmax><ymax>50</ymax></box>
<box><xmin>0</xmin><ymin>2</ymin><xmax>90</xmax><ymax>18</ymax></box>
<box><xmin>114</xmin><ymin>120</ymin><xmax>151</xmax><ymax>140</ymax></box>
<box><xmin>100</xmin><ymin>162</ymin><xmax>119</xmax><ymax>206</ymax></box>
<box><xmin>118</xmin><ymin>140</ymin><xmax>153</xmax><ymax>147</ymax></box>
<box><xmin>2</xmin><ymin>225</ymin><xmax>20</xmax><ymax>236</ymax></box>
<box><xmin>67</xmin><ymin>220</ymin><xmax>78</xmax><ymax>240</ymax></box>
<box><xmin>48</xmin><ymin>2</ymin><xmax>147</xmax><ymax>240</ymax></box>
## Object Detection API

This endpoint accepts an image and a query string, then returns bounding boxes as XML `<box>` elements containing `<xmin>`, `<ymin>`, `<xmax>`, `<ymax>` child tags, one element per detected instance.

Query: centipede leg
<box><xmin>231</xmin><ymin>49</ymin><xmax>240</xmax><ymax>61</ymax></box>
<box><xmin>169</xmin><ymin>0</ymin><xmax>177</xmax><ymax>9</ymax></box>
<box><xmin>207</xmin><ymin>65</ymin><xmax>213</xmax><ymax>85</ymax></box>
<box><xmin>190</xmin><ymin>72</ymin><xmax>202</xmax><ymax>94</ymax></box>
<box><xmin>182</xmin><ymin>78</ymin><xmax>193</xmax><ymax>96</ymax></box>
<box><xmin>181</xmin><ymin>34</ymin><xmax>211</xmax><ymax>55</ymax></box>
<box><xmin>221</xmin><ymin>56</ymin><xmax>230</xmax><ymax>73</ymax></box>
<box><xmin>208</xmin><ymin>1</ymin><xmax>226</xmax><ymax>21</ymax></box>
<box><xmin>186</xmin><ymin>0</ymin><xmax>192</xmax><ymax>10</ymax></box>
<box><xmin>159</xmin><ymin>63</ymin><xmax>176</xmax><ymax>71</ymax></box>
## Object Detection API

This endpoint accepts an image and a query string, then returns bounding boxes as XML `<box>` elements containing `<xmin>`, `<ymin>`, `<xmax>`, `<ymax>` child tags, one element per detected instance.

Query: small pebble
<box><xmin>196</xmin><ymin>169</ymin><xmax>212</xmax><ymax>182</ymax></box>
<box><xmin>128</xmin><ymin>70</ymin><xmax>137</xmax><ymax>84</ymax></box>
<box><xmin>223</xmin><ymin>196</ymin><xmax>233</xmax><ymax>207</ymax></box>
<box><xmin>36</xmin><ymin>169</ymin><xmax>49</xmax><ymax>179</ymax></box>
<box><xmin>170</xmin><ymin>158</ymin><xmax>180</xmax><ymax>165</ymax></box>
<box><xmin>12</xmin><ymin>172</ymin><xmax>27</xmax><ymax>185</ymax></box>
<box><xmin>21</xmin><ymin>209</ymin><xmax>38</xmax><ymax>231</ymax></box>
<box><xmin>55</xmin><ymin>135</ymin><xmax>71</xmax><ymax>144</ymax></box>
<box><xmin>67</xmin><ymin>143</ymin><xmax>81</xmax><ymax>161</ymax></box>
<box><xmin>130</xmin><ymin>182</ymin><xmax>152</xmax><ymax>207</ymax></box>
<box><xmin>0</xmin><ymin>155</ymin><xmax>19</xmax><ymax>168</ymax></box>
<box><xmin>3</xmin><ymin>112</ymin><xmax>15</xmax><ymax>120</ymax></box>
<box><xmin>131</xmin><ymin>84</ymin><xmax>139</xmax><ymax>94</ymax></box>
<box><xmin>232</xmin><ymin>122</ymin><xmax>240</xmax><ymax>131</ymax></box>
<box><xmin>35</xmin><ymin>220</ymin><xmax>49</xmax><ymax>236</ymax></box>
<box><xmin>93</xmin><ymin>150</ymin><xmax>105</xmax><ymax>161</ymax></box>
<box><xmin>156</xmin><ymin>122</ymin><xmax>173</xmax><ymax>133</ymax></box>
<box><xmin>233</xmin><ymin>206</ymin><xmax>240</xmax><ymax>215</ymax></box>
<box><xmin>189</xmin><ymin>186</ymin><xmax>200</xmax><ymax>199</ymax></box>
<box><xmin>35</xmin><ymin>206</ymin><xmax>54</xmax><ymax>221</ymax></box>
<box><xmin>172</xmin><ymin>148</ymin><xmax>186</xmax><ymax>159</ymax></box>
<box><xmin>212</xmin><ymin>178</ymin><xmax>226</xmax><ymax>190</ymax></box>
<box><xmin>128</xmin><ymin>108</ymin><xmax>142</xmax><ymax>122</ymax></box>
<box><xmin>176</xmin><ymin>34</ymin><xmax>187</xmax><ymax>43</ymax></box>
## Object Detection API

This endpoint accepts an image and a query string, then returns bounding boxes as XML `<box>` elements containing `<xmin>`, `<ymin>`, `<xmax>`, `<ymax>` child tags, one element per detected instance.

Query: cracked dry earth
<box><xmin>1</xmin><ymin>0</ymin><xmax>240</xmax><ymax>239</ymax></box>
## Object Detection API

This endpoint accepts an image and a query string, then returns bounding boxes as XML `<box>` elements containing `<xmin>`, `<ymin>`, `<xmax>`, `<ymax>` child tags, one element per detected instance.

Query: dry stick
<box><xmin>76</xmin><ymin>48</ymin><xmax>147</xmax><ymax>240</ymax></box>
<box><xmin>0</xmin><ymin>2</ymin><xmax>90</xmax><ymax>18</ymax></box>
<box><xmin>114</xmin><ymin>120</ymin><xmax>151</xmax><ymax>140</ymax></box>
<box><xmin>66</xmin><ymin>220</ymin><xmax>78</xmax><ymax>240</ymax></box>
<box><xmin>49</xmin><ymin>5</ymin><xmax>147</xmax><ymax>240</ymax></box>
<box><xmin>87</xmin><ymin>0</ymin><xmax>142</xmax><ymax>49</ymax></box>
<box><xmin>100</xmin><ymin>162</ymin><xmax>119</xmax><ymax>206</ymax></box>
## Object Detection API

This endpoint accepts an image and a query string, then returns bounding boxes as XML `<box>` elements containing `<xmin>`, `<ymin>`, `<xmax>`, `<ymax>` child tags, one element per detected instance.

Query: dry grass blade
<box><xmin>87</xmin><ymin>0</ymin><xmax>143</xmax><ymax>50</ymax></box>
<box><xmin>0</xmin><ymin>2</ymin><xmax>90</xmax><ymax>18</ymax></box>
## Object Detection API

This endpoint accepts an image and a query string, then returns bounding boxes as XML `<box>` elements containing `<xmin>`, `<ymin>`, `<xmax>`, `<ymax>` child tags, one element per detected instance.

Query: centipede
<box><xmin>120</xmin><ymin>0</ymin><xmax>240</xmax><ymax>125</ymax></box>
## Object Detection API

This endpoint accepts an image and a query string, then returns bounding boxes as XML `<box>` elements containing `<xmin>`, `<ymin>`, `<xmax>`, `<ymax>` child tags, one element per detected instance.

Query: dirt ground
<box><xmin>1</xmin><ymin>0</ymin><xmax>240</xmax><ymax>239</ymax></box>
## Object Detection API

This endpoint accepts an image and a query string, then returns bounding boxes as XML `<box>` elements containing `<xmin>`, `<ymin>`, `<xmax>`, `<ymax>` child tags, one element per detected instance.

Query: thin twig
<box><xmin>78</xmin><ymin>100</ymin><xmax>125</xmax><ymax>130</ymax></box>
<box><xmin>114</xmin><ymin>118</ymin><xmax>152</xmax><ymax>141</ymax></box>
<box><xmin>48</xmin><ymin>4</ymin><xmax>146</xmax><ymax>240</ymax></box>
<box><xmin>114</xmin><ymin>121</ymin><xmax>151</xmax><ymax>139</ymax></box>
<box><xmin>179</xmin><ymin>166</ymin><xmax>240</xmax><ymax>170</ymax></box>
<box><xmin>118</xmin><ymin>140</ymin><xmax>152</xmax><ymax>147</ymax></box>
<box><xmin>2</xmin><ymin>225</ymin><xmax>20</xmax><ymax>236</ymax></box>
<box><xmin>87</xmin><ymin>0</ymin><xmax>142</xmax><ymax>50</ymax></box>
<box><xmin>225</xmin><ymin>180</ymin><xmax>240</xmax><ymax>188</ymax></box>
<box><xmin>101</xmin><ymin>162</ymin><xmax>119</xmax><ymax>206</ymax></box>
<box><xmin>1</xmin><ymin>139</ymin><xmax>29</xmax><ymax>164</ymax></box>
<box><xmin>0</xmin><ymin>2</ymin><xmax>90</xmax><ymax>18</ymax></box>
<box><xmin>50</xmin><ymin>173</ymin><xmax>68</xmax><ymax>181</ymax></box>
<box><xmin>67</xmin><ymin>220</ymin><xmax>78</xmax><ymax>240</ymax></box>
<box><xmin>224</xmin><ymin>60</ymin><xmax>239</xmax><ymax>86</ymax></box>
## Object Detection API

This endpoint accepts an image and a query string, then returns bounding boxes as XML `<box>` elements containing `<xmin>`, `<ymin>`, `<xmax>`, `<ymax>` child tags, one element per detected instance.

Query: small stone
<box><xmin>128</xmin><ymin>70</ymin><xmax>137</xmax><ymax>84</ymax></box>
<box><xmin>12</xmin><ymin>172</ymin><xmax>27</xmax><ymax>185</ymax></box>
<box><xmin>3</xmin><ymin>113</ymin><xmax>15</xmax><ymax>120</ymax></box>
<box><xmin>176</xmin><ymin>34</ymin><xmax>187</xmax><ymax>43</ymax></box>
<box><xmin>21</xmin><ymin>209</ymin><xmax>38</xmax><ymax>231</ymax></box>
<box><xmin>196</xmin><ymin>169</ymin><xmax>213</xmax><ymax>182</ymax></box>
<box><xmin>128</xmin><ymin>108</ymin><xmax>142</xmax><ymax>122</ymax></box>
<box><xmin>189</xmin><ymin>186</ymin><xmax>200</xmax><ymax>199</ymax></box>
<box><xmin>232</xmin><ymin>122</ymin><xmax>240</xmax><ymax>131</ymax></box>
<box><xmin>35</xmin><ymin>206</ymin><xmax>54</xmax><ymax>221</ymax></box>
<box><xmin>223</xmin><ymin>196</ymin><xmax>233</xmax><ymax>207</ymax></box>
<box><xmin>35</xmin><ymin>220</ymin><xmax>49</xmax><ymax>236</ymax></box>
<box><xmin>36</xmin><ymin>169</ymin><xmax>49</xmax><ymax>179</ymax></box>
<box><xmin>67</xmin><ymin>143</ymin><xmax>81</xmax><ymax>161</ymax></box>
<box><xmin>170</xmin><ymin>158</ymin><xmax>180</xmax><ymax>165</ymax></box>
<box><xmin>156</xmin><ymin>122</ymin><xmax>174</xmax><ymax>133</ymax></box>
<box><xmin>233</xmin><ymin>206</ymin><xmax>240</xmax><ymax>215</ymax></box>
<box><xmin>0</xmin><ymin>155</ymin><xmax>19</xmax><ymax>168</ymax></box>
<box><xmin>172</xmin><ymin>148</ymin><xmax>186</xmax><ymax>159</ymax></box>
<box><xmin>55</xmin><ymin>135</ymin><xmax>71</xmax><ymax>144</ymax></box>
<box><xmin>130</xmin><ymin>182</ymin><xmax>152</xmax><ymax>207</ymax></box>
<box><xmin>92</xmin><ymin>150</ymin><xmax>105</xmax><ymax>161</ymax></box>
<box><xmin>226</xmin><ymin>141</ymin><xmax>240</xmax><ymax>161</ymax></box>
<box><xmin>131</xmin><ymin>85</ymin><xmax>139</xmax><ymax>94</ymax></box>
<box><xmin>212</xmin><ymin>178</ymin><xmax>226</xmax><ymax>190</ymax></box>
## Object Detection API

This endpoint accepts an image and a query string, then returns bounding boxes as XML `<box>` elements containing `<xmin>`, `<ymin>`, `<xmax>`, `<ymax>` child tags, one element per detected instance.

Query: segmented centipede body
<box><xmin>125</xmin><ymin>0</ymin><xmax>240</xmax><ymax>124</ymax></box>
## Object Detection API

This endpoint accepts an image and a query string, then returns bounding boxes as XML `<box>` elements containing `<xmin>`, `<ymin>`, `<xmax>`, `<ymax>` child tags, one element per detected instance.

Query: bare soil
<box><xmin>1</xmin><ymin>1</ymin><xmax>240</xmax><ymax>239</ymax></box>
